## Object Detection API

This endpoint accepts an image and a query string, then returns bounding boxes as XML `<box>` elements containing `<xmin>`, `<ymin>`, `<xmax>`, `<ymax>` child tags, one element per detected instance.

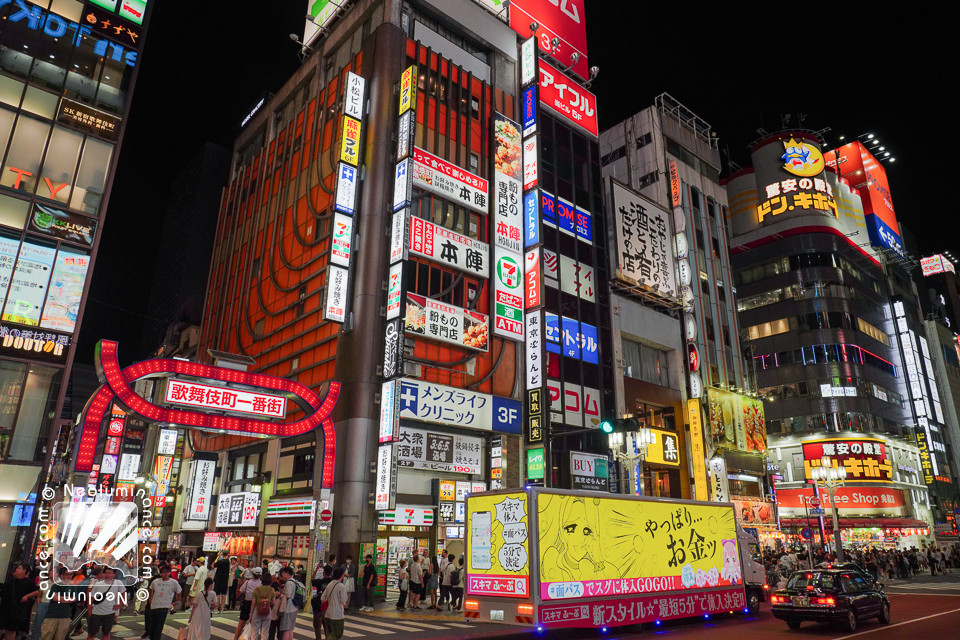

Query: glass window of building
<box><xmin>6</xmin><ymin>365</ymin><xmax>61</xmax><ymax>462</ymax></box>
<box><xmin>69</xmin><ymin>137</ymin><xmax>112</xmax><ymax>213</ymax></box>
<box><xmin>622</xmin><ymin>338</ymin><xmax>671</xmax><ymax>387</ymax></box>
<box><xmin>20</xmin><ymin>86</ymin><xmax>58</xmax><ymax>119</ymax></box>
<box><xmin>0</xmin><ymin>107</ymin><xmax>15</xmax><ymax>159</ymax></box>
<box><xmin>1</xmin><ymin>114</ymin><xmax>51</xmax><ymax>193</ymax></box>
<box><xmin>0</xmin><ymin>194</ymin><xmax>29</xmax><ymax>229</ymax></box>
<box><xmin>38</xmin><ymin>126</ymin><xmax>82</xmax><ymax>204</ymax></box>
<box><xmin>0</xmin><ymin>76</ymin><xmax>24</xmax><ymax>108</ymax></box>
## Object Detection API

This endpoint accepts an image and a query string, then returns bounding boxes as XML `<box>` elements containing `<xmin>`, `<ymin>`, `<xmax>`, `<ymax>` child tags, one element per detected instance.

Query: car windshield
<box><xmin>786</xmin><ymin>572</ymin><xmax>836</xmax><ymax>590</ymax></box>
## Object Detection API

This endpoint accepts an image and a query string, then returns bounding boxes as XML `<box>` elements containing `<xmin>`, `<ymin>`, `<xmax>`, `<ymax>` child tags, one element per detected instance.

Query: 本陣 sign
<box><xmin>187</xmin><ymin>458</ymin><xmax>216</xmax><ymax>521</ymax></box>
<box><xmin>165</xmin><ymin>379</ymin><xmax>287</xmax><ymax>419</ymax></box>
<box><xmin>396</xmin><ymin>378</ymin><xmax>522</xmax><ymax>434</ymax></box>
<box><xmin>408</xmin><ymin>216</ymin><xmax>489</xmax><ymax>276</ymax></box>
<box><xmin>396</xmin><ymin>425</ymin><xmax>482</xmax><ymax>475</ymax></box>
<box><xmin>404</xmin><ymin>294</ymin><xmax>488</xmax><ymax>352</ymax></box>
<box><xmin>412</xmin><ymin>147</ymin><xmax>488</xmax><ymax>214</ymax></box>
<box><xmin>493</xmin><ymin>113</ymin><xmax>523</xmax><ymax>253</ymax></box>
<box><xmin>610</xmin><ymin>180</ymin><xmax>677</xmax><ymax>298</ymax></box>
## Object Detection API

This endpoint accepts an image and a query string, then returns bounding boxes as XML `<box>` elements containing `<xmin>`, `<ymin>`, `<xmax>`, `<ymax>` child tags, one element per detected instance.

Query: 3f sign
<box><xmin>498</xmin><ymin>406</ymin><xmax>518</xmax><ymax>424</ymax></box>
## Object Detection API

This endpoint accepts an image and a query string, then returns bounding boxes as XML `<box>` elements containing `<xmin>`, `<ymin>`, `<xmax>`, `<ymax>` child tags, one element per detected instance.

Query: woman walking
<box><xmin>186</xmin><ymin>579</ymin><xmax>216</xmax><ymax>640</ymax></box>
<box><xmin>395</xmin><ymin>561</ymin><xmax>408</xmax><ymax>610</ymax></box>
<box><xmin>249</xmin><ymin>574</ymin><xmax>276</xmax><ymax>640</ymax></box>
<box><xmin>427</xmin><ymin>558</ymin><xmax>440</xmax><ymax>610</ymax></box>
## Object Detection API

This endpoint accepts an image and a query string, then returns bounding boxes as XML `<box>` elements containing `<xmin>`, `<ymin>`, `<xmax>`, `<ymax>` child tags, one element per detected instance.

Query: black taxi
<box><xmin>770</xmin><ymin>568</ymin><xmax>890</xmax><ymax>631</ymax></box>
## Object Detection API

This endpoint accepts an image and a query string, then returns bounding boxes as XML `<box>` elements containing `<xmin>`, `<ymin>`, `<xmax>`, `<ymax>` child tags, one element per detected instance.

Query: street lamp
<box><xmin>609</xmin><ymin>428</ymin><xmax>654</xmax><ymax>495</ymax></box>
<box><xmin>810</xmin><ymin>456</ymin><xmax>847</xmax><ymax>562</ymax></box>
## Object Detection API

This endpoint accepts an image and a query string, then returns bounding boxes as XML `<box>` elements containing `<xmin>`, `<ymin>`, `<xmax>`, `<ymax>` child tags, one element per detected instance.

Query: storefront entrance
<box><xmin>378</xmin><ymin>525</ymin><xmax>432</xmax><ymax>602</ymax></box>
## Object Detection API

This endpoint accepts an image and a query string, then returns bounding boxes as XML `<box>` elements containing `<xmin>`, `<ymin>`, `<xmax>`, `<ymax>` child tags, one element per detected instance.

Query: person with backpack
<box><xmin>249</xmin><ymin>573</ymin><xmax>276</xmax><ymax>640</ymax></box>
<box><xmin>449</xmin><ymin>557</ymin><xmax>464</xmax><ymax>611</ymax></box>
<box><xmin>277</xmin><ymin>567</ymin><xmax>304</xmax><ymax>640</ymax></box>
<box><xmin>440</xmin><ymin>554</ymin><xmax>456</xmax><ymax>611</ymax></box>
<box><xmin>319</xmin><ymin>569</ymin><xmax>348</xmax><ymax>640</ymax></box>
<box><xmin>395</xmin><ymin>561</ymin><xmax>408</xmax><ymax>610</ymax></box>
<box><xmin>311</xmin><ymin>568</ymin><xmax>333</xmax><ymax>640</ymax></box>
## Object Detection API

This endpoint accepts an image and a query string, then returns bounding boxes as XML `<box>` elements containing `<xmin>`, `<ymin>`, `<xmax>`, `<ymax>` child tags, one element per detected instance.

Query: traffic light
<box><xmin>600</xmin><ymin>417</ymin><xmax>639</xmax><ymax>434</ymax></box>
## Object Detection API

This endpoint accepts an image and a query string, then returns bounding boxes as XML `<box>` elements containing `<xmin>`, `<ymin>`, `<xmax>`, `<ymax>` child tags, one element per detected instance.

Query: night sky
<box><xmin>76</xmin><ymin>2</ymin><xmax>951</xmax><ymax>365</ymax></box>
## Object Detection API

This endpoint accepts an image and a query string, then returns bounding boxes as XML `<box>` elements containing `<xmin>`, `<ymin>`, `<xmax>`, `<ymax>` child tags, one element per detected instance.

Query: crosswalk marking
<box><xmin>367</xmin><ymin>617</ymin><xmax>452</xmax><ymax>629</ymax></box>
<box><xmin>342</xmin><ymin>616</ymin><xmax>447</xmax><ymax>632</ymax></box>
<box><xmin>443</xmin><ymin>622</ymin><xmax>475</xmax><ymax>627</ymax></box>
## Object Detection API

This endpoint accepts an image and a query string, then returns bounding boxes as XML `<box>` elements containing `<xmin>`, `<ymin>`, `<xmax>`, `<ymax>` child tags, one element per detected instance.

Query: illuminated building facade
<box><xmin>726</xmin><ymin>131</ymin><xmax>939</xmax><ymax>544</ymax></box>
<box><xmin>0</xmin><ymin>0</ymin><xmax>152</xmax><ymax>570</ymax></box>
<box><xmin>195</xmin><ymin>0</ymin><xmax>611</xmax><ymax>576</ymax></box>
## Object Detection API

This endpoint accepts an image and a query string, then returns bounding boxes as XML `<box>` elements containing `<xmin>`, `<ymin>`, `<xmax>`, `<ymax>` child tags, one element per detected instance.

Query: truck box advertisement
<box><xmin>466</xmin><ymin>488</ymin><xmax>750</xmax><ymax>628</ymax></box>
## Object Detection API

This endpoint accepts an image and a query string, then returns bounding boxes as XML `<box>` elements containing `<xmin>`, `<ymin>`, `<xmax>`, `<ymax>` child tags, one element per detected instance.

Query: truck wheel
<box><xmin>747</xmin><ymin>591</ymin><xmax>760</xmax><ymax>614</ymax></box>
<box><xmin>878</xmin><ymin>602</ymin><xmax>891</xmax><ymax>624</ymax></box>
<box><xmin>786</xmin><ymin>619</ymin><xmax>801</xmax><ymax>629</ymax></box>
<box><xmin>843</xmin><ymin>610</ymin><xmax>858</xmax><ymax>631</ymax></box>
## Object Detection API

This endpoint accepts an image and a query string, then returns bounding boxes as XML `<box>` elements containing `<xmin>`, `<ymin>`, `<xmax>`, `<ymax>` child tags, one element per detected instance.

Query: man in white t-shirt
<box><xmin>146</xmin><ymin>564</ymin><xmax>181</xmax><ymax>640</ymax></box>
<box><xmin>180</xmin><ymin>559</ymin><xmax>197</xmax><ymax>611</ymax></box>
<box><xmin>87</xmin><ymin>567</ymin><xmax>126</xmax><ymax>640</ymax></box>
<box><xmin>268</xmin><ymin>555</ymin><xmax>284</xmax><ymax>578</ymax></box>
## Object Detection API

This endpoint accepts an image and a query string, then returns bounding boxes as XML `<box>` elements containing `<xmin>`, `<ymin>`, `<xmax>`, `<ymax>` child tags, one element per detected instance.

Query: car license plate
<box><xmin>792</xmin><ymin>596</ymin><xmax>809</xmax><ymax>607</ymax></box>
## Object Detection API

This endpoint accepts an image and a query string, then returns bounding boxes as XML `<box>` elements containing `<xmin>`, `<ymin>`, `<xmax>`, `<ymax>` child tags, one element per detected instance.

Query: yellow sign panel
<box><xmin>643</xmin><ymin>428</ymin><xmax>681</xmax><ymax>468</ymax></box>
<box><xmin>687</xmin><ymin>399</ymin><xmax>709</xmax><ymax>501</ymax></box>
<box><xmin>339</xmin><ymin>115</ymin><xmax>362</xmax><ymax>166</ymax></box>
<box><xmin>465</xmin><ymin>492</ymin><xmax>530</xmax><ymax>598</ymax></box>
<box><xmin>399</xmin><ymin>65</ymin><xmax>417</xmax><ymax>115</ymax></box>
<box><xmin>536</xmin><ymin>493</ymin><xmax>741</xmax><ymax>600</ymax></box>
<box><xmin>439</xmin><ymin>480</ymin><xmax>455</xmax><ymax>502</ymax></box>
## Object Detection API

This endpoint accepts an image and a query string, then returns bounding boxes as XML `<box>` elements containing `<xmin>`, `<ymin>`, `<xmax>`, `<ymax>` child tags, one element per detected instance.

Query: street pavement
<box><xmin>110</xmin><ymin>605</ymin><xmax>526</xmax><ymax>640</ymax></box>
<box><xmin>99</xmin><ymin>579</ymin><xmax>960</xmax><ymax>640</ymax></box>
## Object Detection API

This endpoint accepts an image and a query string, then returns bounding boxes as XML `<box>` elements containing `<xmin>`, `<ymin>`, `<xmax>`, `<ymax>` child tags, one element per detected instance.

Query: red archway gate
<box><xmin>75</xmin><ymin>340</ymin><xmax>340</xmax><ymax>488</ymax></box>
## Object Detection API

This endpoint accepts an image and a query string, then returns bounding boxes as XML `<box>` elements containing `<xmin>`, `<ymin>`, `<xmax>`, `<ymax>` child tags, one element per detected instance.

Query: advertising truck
<box><xmin>464</xmin><ymin>487</ymin><xmax>767</xmax><ymax>630</ymax></box>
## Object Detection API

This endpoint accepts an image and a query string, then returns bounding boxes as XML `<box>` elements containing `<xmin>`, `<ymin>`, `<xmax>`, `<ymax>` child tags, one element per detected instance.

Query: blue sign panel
<box><xmin>865</xmin><ymin>214</ymin><xmax>905</xmax><ymax>258</ymax></box>
<box><xmin>580</xmin><ymin>322</ymin><xmax>599</xmax><ymax>364</ymax></box>
<box><xmin>557</xmin><ymin>198</ymin><xmax>576</xmax><ymax>236</ymax></box>
<box><xmin>544</xmin><ymin>312</ymin><xmax>561</xmax><ymax>354</ymax></box>
<box><xmin>524</xmin><ymin>190</ymin><xmax>540</xmax><ymax>248</ymax></box>
<box><xmin>541</xmin><ymin>191</ymin><xmax>556</xmax><ymax>228</ymax></box>
<box><xmin>575</xmin><ymin>206</ymin><xmax>593</xmax><ymax>243</ymax></box>
<box><xmin>562</xmin><ymin>316</ymin><xmax>580</xmax><ymax>359</ymax></box>
<box><xmin>492</xmin><ymin>396</ymin><xmax>523</xmax><ymax>434</ymax></box>
<box><xmin>522</xmin><ymin>85</ymin><xmax>538</xmax><ymax>137</ymax></box>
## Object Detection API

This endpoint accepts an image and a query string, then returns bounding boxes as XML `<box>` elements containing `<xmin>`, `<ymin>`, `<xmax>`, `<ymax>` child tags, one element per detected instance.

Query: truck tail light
<box><xmin>464</xmin><ymin>600</ymin><xmax>480</xmax><ymax>612</ymax></box>
<box><xmin>517</xmin><ymin>604</ymin><xmax>534</xmax><ymax>615</ymax></box>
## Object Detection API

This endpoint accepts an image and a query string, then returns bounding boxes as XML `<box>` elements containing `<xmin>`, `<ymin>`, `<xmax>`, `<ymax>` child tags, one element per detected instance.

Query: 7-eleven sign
<box><xmin>494</xmin><ymin>249</ymin><xmax>524</xmax><ymax>341</ymax></box>
<box><xmin>379</xmin><ymin>506</ymin><xmax>434</xmax><ymax>526</ymax></box>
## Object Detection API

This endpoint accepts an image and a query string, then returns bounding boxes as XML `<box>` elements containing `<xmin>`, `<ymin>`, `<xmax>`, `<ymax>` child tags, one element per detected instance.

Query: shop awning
<box><xmin>780</xmin><ymin>517</ymin><xmax>929</xmax><ymax>530</ymax></box>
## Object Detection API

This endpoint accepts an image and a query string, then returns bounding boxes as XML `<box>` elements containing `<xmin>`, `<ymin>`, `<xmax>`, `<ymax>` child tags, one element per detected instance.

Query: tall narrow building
<box><xmin>601</xmin><ymin>95</ymin><xmax>762</xmax><ymax>517</ymax></box>
<box><xmin>0</xmin><ymin>0</ymin><xmax>152</xmax><ymax>571</ymax></box>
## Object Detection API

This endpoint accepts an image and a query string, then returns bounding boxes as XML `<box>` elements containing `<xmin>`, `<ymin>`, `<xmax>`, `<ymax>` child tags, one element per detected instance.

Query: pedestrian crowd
<box><xmin>1</xmin><ymin>548</ymin><xmax>468</xmax><ymax>640</ymax></box>
<box><xmin>761</xmin><ymin>542</ymin><xmax>960</xmax><ymax>586</ymax></box>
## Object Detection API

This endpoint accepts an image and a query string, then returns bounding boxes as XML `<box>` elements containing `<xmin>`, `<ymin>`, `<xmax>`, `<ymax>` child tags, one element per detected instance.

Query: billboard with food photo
<box><xmin>730</xmin><ymin>498</ymin><xmax>775</xmax><ymax>527</ymax></box>
<box><xmin>404</xmin><ymin>294</ymin><xmax>488</xmax><ymax>351</ymax></box>
<box><xmin>707</xmin><ymin>389</ymin><xmax>766</xmax><ymax>453</ymax></box>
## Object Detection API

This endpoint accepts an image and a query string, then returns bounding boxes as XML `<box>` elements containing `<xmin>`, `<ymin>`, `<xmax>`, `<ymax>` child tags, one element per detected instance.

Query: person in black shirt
<box><xmin>360</xmin><ymin>556</ymin><xmax>377</xmax><ymax>613</ymax></box>
<box><xmin>214</xmin><ymin>554</ymin><xmax>231</xmax><ymax>613</ymax></box>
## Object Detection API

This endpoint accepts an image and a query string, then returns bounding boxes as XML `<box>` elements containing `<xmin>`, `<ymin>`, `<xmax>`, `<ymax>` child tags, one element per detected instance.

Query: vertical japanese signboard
<box><xmin>610</xmin><ymin>179</ymin><xmax>677</xmax><ymax>298</ymax></box>
<box><xmin>493</xmin><ymin>251</ymin><xmax>524</xmax><ymax>340</ymax></box>
<box><xmin>687</xmin><ymin>399</ymin><xmax>709</xmax><ymax>501</ymax></box>
<box><xmin>375</xmin><ymin>443</ymin><xmax>398</xmax><ymax>510</ymax></box>
<box><xmin>187</xmin><ymin>458</ymin><xmax>216</xmax><ymax>521</ymax></box>
<box><xmin>326</xmin><ymin>71</ymin><xmax>366</xmax><ymax>324</ymax></box>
